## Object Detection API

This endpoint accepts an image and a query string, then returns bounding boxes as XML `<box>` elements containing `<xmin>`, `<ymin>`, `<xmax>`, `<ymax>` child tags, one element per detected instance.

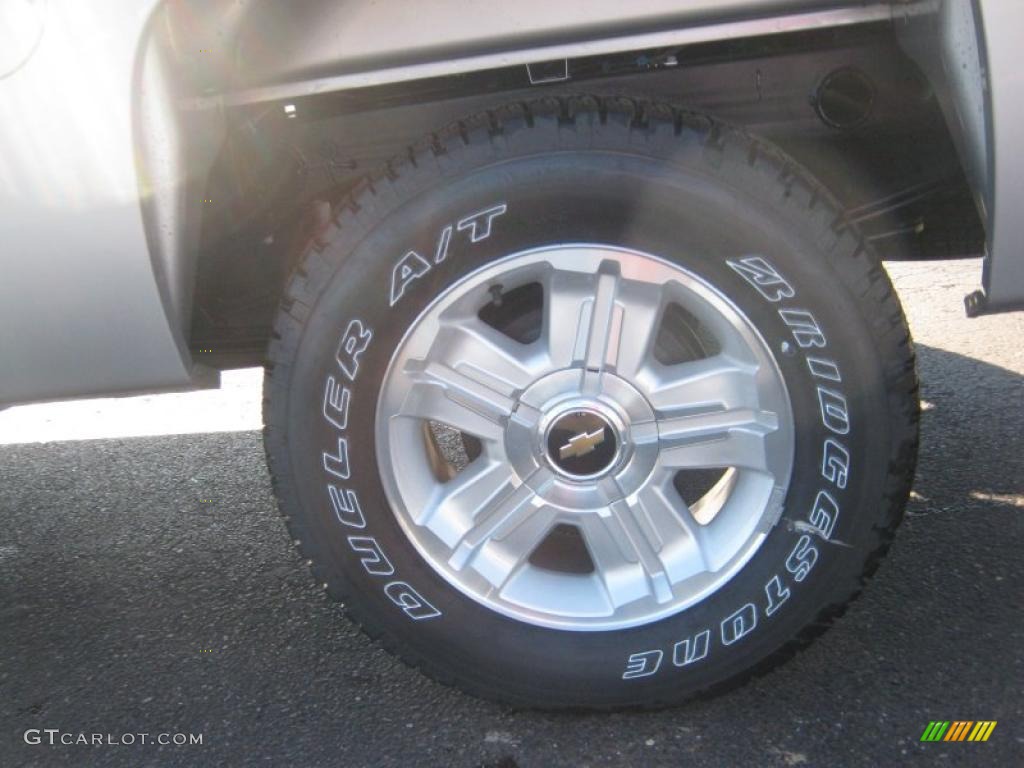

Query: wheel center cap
<box><xmin>545</xmin><ymin>409</ymin><xmax>618</xmax><ymax>479</ymax></box>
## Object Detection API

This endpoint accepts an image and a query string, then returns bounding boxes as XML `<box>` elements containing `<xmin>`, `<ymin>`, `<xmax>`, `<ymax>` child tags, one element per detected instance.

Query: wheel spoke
<box><xmin>543</xmin><ymin>266</ymin><xmax>621</xmax><ymax>376</ymax></box>
<box><xmin>636</xmin><ymin>483</ymin><xmax>710</xmax><ymax>580</ymax></box>
<box><xmin>488</xmin><ymin>504</ymin><xmax>561</xmax><ymax>592</ymax></box>
<box><xmin>580</xmin><ymin>268</ymin><xmax>621</xmax><ymax>374</ymax></box>
<box><xmin>646</xmin><ymin>355</ymin><xmax>760</xmax><ymax>414</ymax></box>
<box><xmin>609</xmin><ymin>280</ymin><xmax>666</xmax><ymax>381</ymax></box>
<box><xmin>447</xmin><ymin>468</ymin><xmax>556</xmax><ymax>588</ymax></box>
<box><xmin>434</xmin><ymin>315</ymin><xmax>542</xmax><ymax>391</ymax></box>
<box><xmin>580</xmin><ymin>494</ymin><xmax>680</xmax><ymax>606</ymax></box>
<box><xmin>419</xmin><ymin>458</ymin><xmax>517</xmax><ymax>543</ymax></box>
<box><xmin>657</xmin><ymin>408</ymin><xmax>778</xmax><ymax>472</ymax></box>
<box><xmin>400</xmin><ymin>360</ymin><xmax>514</xmax><ymax>442</ymax></box>
<box><xmin>644</xmin><ymin>356</ymin><xmax>778</xmax><ymax>473</ymax></box>
<box><xmin>399</xmin><ymin>317</ymin><xmax>543</xmax><ymax>441</ymax></box>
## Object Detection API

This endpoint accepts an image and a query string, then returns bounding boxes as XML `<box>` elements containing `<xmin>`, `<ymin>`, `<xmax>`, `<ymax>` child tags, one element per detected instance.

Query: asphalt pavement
<box><xmin>1</xmin><ymin>260</ymin><xmax>1021</xmax><ymax>767</ymax></box>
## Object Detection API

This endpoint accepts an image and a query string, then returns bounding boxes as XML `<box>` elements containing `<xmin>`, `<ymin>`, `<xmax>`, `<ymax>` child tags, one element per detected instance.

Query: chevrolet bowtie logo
<box><xmin>559</xmin><ymin>427</ymin><xmax>606</xmax><ymax>460</ymax></box>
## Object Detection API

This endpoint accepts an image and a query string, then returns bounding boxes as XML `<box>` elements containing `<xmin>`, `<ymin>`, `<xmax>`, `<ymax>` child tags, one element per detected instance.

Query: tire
<box><xmin>263</xmin><ymin>96</ymin><xmax>918</xmax><ymax>709</ymax></box>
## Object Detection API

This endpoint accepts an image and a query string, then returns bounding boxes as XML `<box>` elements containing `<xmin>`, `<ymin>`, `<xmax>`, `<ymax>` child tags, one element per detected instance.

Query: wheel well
<box><xmin>182</xmin><ymin>22</ymin><xmax>982</xmax><ymax>368</ymax></box>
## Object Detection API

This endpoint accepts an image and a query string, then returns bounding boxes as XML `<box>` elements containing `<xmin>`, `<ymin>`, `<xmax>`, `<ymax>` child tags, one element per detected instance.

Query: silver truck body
<box><xmin>0</xmin><ymin>0</ymin><xmax>1018</xmax><ymax>406</ymax></box>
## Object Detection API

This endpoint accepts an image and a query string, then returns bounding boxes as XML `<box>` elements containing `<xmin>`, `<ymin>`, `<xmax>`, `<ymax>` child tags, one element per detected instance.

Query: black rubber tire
<box><xmin>263</xmin><ymin>96</ymin><xmax>919</xmax><ymax>709</ymax></box>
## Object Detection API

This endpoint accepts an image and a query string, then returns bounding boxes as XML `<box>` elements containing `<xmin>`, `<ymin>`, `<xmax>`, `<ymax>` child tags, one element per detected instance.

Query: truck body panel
<box><xmin>0</xmin><ymin>0</ymin><xmax>1019</xmax><ymax>406</ymax></box>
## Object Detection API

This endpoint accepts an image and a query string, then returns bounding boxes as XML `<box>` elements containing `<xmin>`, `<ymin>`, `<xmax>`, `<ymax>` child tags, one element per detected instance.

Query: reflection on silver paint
<box><xmin>0</xmin><ymin>0</ymin><xmax>205</xmax><ymax>406</ymax></box>
<box><xmin>0</xmin><ymin>0</ymin><xmax>46</xmax><ymax>79</ymax></box>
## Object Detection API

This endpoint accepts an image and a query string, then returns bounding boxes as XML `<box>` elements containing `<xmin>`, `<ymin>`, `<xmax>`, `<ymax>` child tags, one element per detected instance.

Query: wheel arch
<box><xmin>133</xmin><ymin>1</ymin><xmax>988</xmax><ymax>369</ymax></box>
